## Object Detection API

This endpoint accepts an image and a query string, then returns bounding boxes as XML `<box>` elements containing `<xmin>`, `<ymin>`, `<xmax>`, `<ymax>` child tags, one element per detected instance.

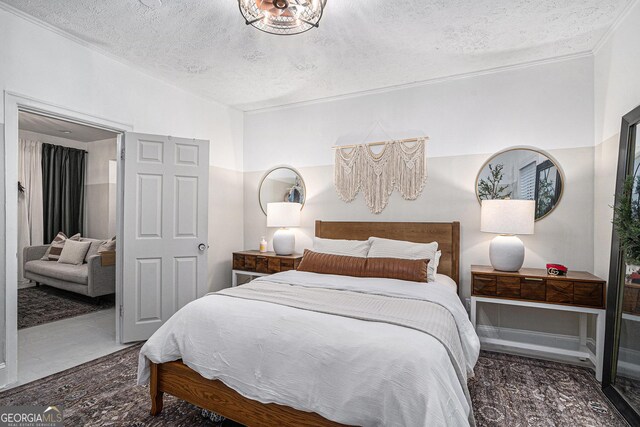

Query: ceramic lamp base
<box><xmin>273</xmin><ymin>228</ymin><xmax>295</xmax><ymax>255</ymax></box>
<box><xmin>489</xmin><ymin>234</ymin><xmax>525</xmax><ymax>272</ymax></box>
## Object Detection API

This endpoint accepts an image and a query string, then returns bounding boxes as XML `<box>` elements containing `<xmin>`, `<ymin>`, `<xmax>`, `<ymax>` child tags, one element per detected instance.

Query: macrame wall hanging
<box><xmin>333</xmin><ymin>137</ymin><xmax>428</xmax><ymax>214</ymax></box>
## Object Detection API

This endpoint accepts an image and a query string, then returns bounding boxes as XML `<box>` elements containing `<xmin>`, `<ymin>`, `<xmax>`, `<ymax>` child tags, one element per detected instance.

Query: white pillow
<box><xmin>368</xmin><ymin>237</ymin><xmax>439</xmax><ymax>282</ymax></box>
<box><xmin>433</xmin><ymin>250</ymin><xmax>442</xmax><ymax>274</ymax></box>
<box><xmin>58</xmin><ymin>239</ymin><xmax>92</xmax><ymax>265</ymax></box>
<box><xmin>313</xmin><ymin>237</ymin><xmax>371</xmax><ymax>258</ymax></box>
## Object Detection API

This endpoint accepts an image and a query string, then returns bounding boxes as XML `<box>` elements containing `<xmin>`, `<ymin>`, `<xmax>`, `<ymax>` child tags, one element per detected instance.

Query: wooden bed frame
<box><xmin>149</xmin><ymin>220</ymin><xmax>461</xmax><ymax>426</ymax></box>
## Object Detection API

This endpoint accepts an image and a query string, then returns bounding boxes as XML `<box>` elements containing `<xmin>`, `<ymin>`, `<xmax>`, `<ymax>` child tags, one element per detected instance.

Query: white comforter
<box><xmin>138</xmin><ymin>271</ymin><xmax>480</xmax><ymax>427</ymax></box>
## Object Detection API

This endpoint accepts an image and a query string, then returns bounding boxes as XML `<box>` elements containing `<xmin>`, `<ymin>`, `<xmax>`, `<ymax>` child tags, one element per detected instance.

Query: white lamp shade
<box><xmin>267</xmin><ymin>202</ymin><xmax>301</xmax><ymax>228</ymax></box>
<box><xmin>481</xmin><ymin>199</ymin><xmax>535</xmax><ymax>235</ymax></box>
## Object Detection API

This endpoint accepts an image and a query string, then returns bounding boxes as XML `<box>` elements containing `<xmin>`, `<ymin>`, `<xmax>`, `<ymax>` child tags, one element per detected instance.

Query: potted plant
<box><xmin>613</xmin><ymin>170</ymin><xmax>640</xmax><ymax>286</ymax></box>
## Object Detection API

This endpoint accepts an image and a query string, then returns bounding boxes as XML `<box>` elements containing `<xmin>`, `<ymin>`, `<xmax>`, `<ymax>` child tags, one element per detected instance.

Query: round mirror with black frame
<box><xmin>603</xmin><ymin>103</ymin><xmax>640</xmax><ymax>426</ymax></box>
<box><xmin>475</xmin><ymin>147</ymin><xmax>565</xmax><ymax>221</ymax></box>
<box><xmin>258</xmin><ymin>166</ymin><xmax>306</xmax><ymax>216</ymax></box>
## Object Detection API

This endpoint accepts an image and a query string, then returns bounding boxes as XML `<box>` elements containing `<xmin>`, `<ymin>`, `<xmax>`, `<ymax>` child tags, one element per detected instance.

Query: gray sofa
<box><xmin>23</xmin><ymin>238</ymin><xmax>115</xmax><ymax>297</ymax></box>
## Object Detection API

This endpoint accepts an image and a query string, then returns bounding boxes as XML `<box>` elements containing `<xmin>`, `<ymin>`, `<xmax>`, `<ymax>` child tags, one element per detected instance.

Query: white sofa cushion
<box><xmin>25</xmin><ymin>260</ymin><xmax>89</xmax><ymax>285</ymax></box>
<box><xmin>58</xmin><ymin>240</ymin><xmax>92</xmax><ymax>265</ymax></box>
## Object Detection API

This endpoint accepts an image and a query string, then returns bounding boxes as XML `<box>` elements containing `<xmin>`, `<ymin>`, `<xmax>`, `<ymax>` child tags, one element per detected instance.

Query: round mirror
<box><xmin>476</xmin><ymin>148</ymin><xmax>564</xmax><ymax>221</ymax></box>
<box><xmin>259</xmin><ymin>166</ymin><xmax>306</xmax><ymax>216</ymax></box>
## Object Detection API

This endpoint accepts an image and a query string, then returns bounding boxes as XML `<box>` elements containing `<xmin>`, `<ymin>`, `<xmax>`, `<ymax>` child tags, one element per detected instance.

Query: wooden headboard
<box><xmin>315</xmin><ymin>220</ymin><xmax>461</xmax><ymax>288</ymax></box>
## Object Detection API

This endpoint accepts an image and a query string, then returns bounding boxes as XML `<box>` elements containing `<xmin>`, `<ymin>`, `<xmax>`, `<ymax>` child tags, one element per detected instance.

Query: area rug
<box><xmin>614</xmin><ymin>375</ymin><xmax>640</xmax><ymax>415</ymax></box>
<box><xmin>0</xmin><ymin>345</ymin><xmax>627</xmax><ymax>426</ymax></box>
<box><xmin>469</xmin><ymin>352</ymin><xmax>627</xmax><ymax>426</ymax></box>
<box><xmin>18</xmin><ymin>285</ymin><xmax>114</xmax><ymax>329</ymax></box>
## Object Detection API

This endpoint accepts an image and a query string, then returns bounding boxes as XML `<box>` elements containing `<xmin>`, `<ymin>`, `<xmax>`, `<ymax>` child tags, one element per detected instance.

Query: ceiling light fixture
<box><xmin>238</xmin><ymin>0</ymin><xmax>327</xmax><ymax>35</ymax></box>
<box><xmin>59</xmin><ymin>130</ymin><xmax>72</xmax><ymax>134</ymax></box>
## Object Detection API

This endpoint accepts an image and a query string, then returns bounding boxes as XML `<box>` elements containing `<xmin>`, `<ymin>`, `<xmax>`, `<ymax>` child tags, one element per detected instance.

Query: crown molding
<box><xmin>1</xmin><ymin>0</ymin><xmax>633</xmax><ymax>114</ymax></box>
<box><xmin>592</xmin><ymin>0</ymin><xmax>640</xmax><ymax>54</ymax></box>
<box><xmin>243</xmin><ymin>51</ymin><xmax>594</xmax><ymax>114</ymax></box>
<box><xmin>0</xmin><ymin>1</ymin><xmax>239</xmax><ymax>112</ymax></box>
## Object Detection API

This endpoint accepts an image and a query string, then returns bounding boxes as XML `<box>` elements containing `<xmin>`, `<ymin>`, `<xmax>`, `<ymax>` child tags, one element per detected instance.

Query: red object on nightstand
<box><xmin>546</xmin><ymin>263</ymin><xmax>568</xmax><ymax>276</ymax></box>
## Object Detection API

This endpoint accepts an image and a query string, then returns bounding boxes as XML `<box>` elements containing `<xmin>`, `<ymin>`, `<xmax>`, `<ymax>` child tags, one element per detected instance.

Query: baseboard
<box><xmin>476</xmin><ymin>325</ymin><xmax>596</xmax><ymax>366</ymax></box>
<box><xmin>0</xmin><ymin>362</ymin><xmax>7</xmax><ymax>389</ymax></box>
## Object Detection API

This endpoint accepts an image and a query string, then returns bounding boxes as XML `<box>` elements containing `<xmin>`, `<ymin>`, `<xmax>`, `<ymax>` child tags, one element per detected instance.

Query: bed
<box><xmin>138</xmin><ymin>221</ymin><xmax>479</xmax><ymax>426</ymax></box>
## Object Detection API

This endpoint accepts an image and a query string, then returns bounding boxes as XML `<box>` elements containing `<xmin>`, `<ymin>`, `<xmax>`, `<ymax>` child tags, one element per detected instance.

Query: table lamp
<box><xmin>267</xmin><ymin>202</ymin><xmax>301</xmax><ymax>256</ymax></box>
<box><xmin>481</xmin><ymin>199</ymin><xmax>535</xmax><ymax>272</ymax></box>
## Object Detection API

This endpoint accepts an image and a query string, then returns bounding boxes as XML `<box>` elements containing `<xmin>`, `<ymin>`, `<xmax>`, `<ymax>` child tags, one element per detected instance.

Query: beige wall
<box><xmin>243</xmin><ymin>55</ymin><xmax>597</xmax><ymax>337</ymax></box>
<box><xmin>244</xmin><ymin>146</ymin><xmax>595</xmax><ymax>335</ymax></box>
<box><xmin>592</xmin><ymin>1</ymin><xmax>640</xmax><ymax>360</ymax></box>
<box><xmin>593</xmin><ymin>0</ymin><xmax>640</xmax><ymax>280</ymax></box>
<box><xmin>209</xmin><ymin>166</ymin><xmax>244</xmax><ymax>291</ymax></box>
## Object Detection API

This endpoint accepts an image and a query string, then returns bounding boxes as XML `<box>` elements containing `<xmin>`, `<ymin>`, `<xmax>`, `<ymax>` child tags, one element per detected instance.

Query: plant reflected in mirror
<box><xmin>476</xmin><ymin>148</ymin><xmax>564</xmax><ymax>221</ymax></box>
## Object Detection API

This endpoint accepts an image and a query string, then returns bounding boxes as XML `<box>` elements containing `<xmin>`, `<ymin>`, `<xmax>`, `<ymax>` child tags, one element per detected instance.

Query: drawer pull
<box><xmin>523</xmin><ymin>277</ymin><xmax>544</xmax><ymax>282</ymax></box>
<box><xmin>475</xmin><ymin>276</ymin><xmax>494</xmax><ymax>282</ymax></box>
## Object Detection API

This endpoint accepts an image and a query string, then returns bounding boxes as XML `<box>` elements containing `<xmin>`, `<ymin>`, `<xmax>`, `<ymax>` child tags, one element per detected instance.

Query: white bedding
<box><xmin>138</xmin><ymin>271</ymin><xmax>480</xmax><ymax>427</ymax></box>
<box><xmin>435</xmin><ymin>273</ymin><xmax>458</xmax><ymax>292</ymax></box>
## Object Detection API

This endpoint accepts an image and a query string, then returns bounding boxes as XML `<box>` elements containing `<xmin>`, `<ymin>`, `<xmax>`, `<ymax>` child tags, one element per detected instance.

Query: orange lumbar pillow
<box><xmin>297</xmin><ymin>249</ymin><xmax>429</xmax><ymax>283</ymax></box>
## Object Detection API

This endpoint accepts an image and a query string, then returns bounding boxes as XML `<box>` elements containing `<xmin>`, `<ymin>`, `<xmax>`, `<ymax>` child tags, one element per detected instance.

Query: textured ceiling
<box><xmin>1</xmin><ymin>0</ymin><xmax>631</xmax><ymax>110</ymax></box>
<box><xmin>19</xmin><ymin>111</ymin><xmax>118</xmax><ymax>142</ymax></box>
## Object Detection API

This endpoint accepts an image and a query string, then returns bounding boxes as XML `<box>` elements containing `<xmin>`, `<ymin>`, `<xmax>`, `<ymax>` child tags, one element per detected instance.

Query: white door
<box><xmin>121</xmin><ymin>133</ymin><xmax>209</xmax><ymax>343</ymax></box>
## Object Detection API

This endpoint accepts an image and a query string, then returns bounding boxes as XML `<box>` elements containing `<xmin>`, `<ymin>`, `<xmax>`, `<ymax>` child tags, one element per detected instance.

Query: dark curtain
<box><xmin>42</xmin><ymin>143</ymin><xmax>86</xmax><ymax>242</ymax></box>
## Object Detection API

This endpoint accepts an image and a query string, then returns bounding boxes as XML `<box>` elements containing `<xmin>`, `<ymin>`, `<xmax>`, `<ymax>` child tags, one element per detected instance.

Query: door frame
<box><xmin>2</xmin><ymin>91</ymin><xmax>132</xmax><ymax>387</ymax></box>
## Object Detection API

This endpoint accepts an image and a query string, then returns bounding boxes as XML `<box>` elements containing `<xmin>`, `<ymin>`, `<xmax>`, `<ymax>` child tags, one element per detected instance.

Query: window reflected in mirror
<box><xmin>258</xmin><ymin>166</ymin><xmax>306</xmax><ymax>216</ymax></box>
<box><xmin>476</xmin><ymin>148</ymin><xmax>564</xmax><ymax>221</ymax></box>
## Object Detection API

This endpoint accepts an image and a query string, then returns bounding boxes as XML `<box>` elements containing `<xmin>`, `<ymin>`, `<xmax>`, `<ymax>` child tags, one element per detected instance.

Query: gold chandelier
<box><xmin>238</xmin><ymin>0</ymin><xmax>327</xmax><ymax>35</ymax></box>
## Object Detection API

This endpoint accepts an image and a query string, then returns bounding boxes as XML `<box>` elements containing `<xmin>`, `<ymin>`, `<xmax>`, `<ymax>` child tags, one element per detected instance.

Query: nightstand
<box><xmin>470</xmin><ymin>265</ymin><xmax>606</xmax><ymax>381</ymax></box>
<box><xmin>232</xmin><ymin>251</ymin><xmax>303</xmax><ymax>287</ymax></box>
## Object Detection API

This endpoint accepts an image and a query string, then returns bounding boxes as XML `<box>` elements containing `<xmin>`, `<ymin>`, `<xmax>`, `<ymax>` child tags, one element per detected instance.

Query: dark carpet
<box><xmin>0</xmin><ymin>345</ymin><xmax>627</xmax><ymax>426</ymax></box>
<box><xmin>18</xmin><ymin>285</ymin><xmax>114</xmax><ymax>329</ymax></box>
<box><xmin>469</xmin><ymin>351</ymin><xmax>627</xmax><ymax>426</ymax></box>
<box><xmin>614</xmin><ymin>375</ymin><xmax>640</xmax><ymax>415</ymax></box>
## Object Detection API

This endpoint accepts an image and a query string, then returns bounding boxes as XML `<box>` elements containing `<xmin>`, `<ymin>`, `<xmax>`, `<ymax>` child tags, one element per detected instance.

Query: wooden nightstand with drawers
<box><xmin>470</xmin><ymin>265</ymin><xmax>607</xmax><ymax>381</ymax></box>
<box><xmin>232</xmin><ymin>251</ymin><xmax>303</xmax><ymax>287</ymax></box>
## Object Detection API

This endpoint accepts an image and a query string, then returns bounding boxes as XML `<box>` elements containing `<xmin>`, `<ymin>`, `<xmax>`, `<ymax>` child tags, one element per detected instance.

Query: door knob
<box><xmin>198</xmin><ymin>243</ymin><xmax>207</xmax><ymax>251</ymax></box>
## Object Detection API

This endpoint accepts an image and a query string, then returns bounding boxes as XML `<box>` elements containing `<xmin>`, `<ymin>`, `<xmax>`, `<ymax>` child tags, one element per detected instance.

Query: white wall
<box><xmin>244</xmin><ymin>56</ymin><xmax>593</xmax><ymax>171</ymax></box>
<box><xmin>86</xmin><ymin>138</ymin><xmax>117</xmax><ymax>239</ymax></box>
<box><xmin>0</xmin><ymin>8</ymin><xmax>245</xmax><ymax>296</ymax></box>
<box><xmin>593</xmin><ymin>0</ymin><xmax>640</xmax><ymax>281</ymax></box>
<box><xmin>244</xmin><ymin>56</ymin><xmax>596</xmax><ymax>336</ymax></box>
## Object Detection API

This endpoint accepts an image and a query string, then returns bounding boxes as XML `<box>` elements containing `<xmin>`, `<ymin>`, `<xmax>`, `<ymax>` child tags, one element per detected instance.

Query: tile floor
<box><xmin>5</xmin><ymin>308</ymin><xmax>130</xmax><ymax>389</ymax></box>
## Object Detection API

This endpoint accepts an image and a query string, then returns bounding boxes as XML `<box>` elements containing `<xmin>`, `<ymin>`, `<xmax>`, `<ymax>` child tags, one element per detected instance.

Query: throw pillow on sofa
<box><xmin>83</xmin><ymin>238</ymin><xmax>105</xmax><ymax>263</ymax></box>
<box><xmin>57</xmin><ymin>239</ymin><xmax>92</xmax><ymax>265</ymax></box>
<box><xmin>41</xmin><ymin>232</ymin><xmax>81</xmax><ymax>261</ymax></box>
<box><xmin>98</xmin><ymin>236</ymin><xmax>116</xmax><ymax>253</ymax></box>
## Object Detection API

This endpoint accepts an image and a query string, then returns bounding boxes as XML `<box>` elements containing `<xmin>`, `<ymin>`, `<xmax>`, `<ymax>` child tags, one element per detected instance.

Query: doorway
<box><xmin>2</xmin><ymin>92</ymin><xmax>211</xmax><ymax>389</ymax></box>
<box><xmin>1</xmin><ymin>93</ymin><xmax>132</xmax><ymax>387</ymax></box>
<box><xmin>14</xmin><ymin>111</ymin><xmax>126</xmax><ymax>387</ymax></box>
